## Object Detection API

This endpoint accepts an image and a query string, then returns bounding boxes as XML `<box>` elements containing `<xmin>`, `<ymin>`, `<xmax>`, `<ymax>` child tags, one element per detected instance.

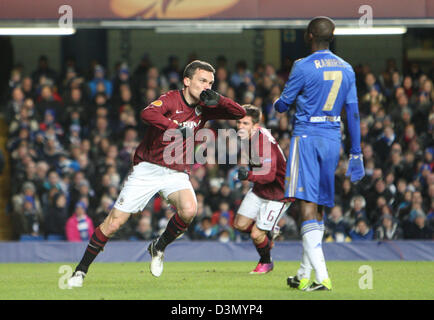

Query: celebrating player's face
<box><xmin>184</xmin><ymin>69</ymin><xmax>214</xmax><ymax>103</ymax></box>
<box><xmin>237</xmin><ymin>116</ymin><xmax>257</xmax><ymax>140</ymax></box>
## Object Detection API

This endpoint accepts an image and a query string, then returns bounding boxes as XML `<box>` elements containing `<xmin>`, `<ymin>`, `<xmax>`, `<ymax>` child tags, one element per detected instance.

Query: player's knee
<box><xmin>250</xmin><ymin>228</ymin><xmax>265</xmax><ymax>242</ymax></box>
<box><xmin>101</xmin><ymin>217</ymin><xmax>123</xmax><ymax>236</ymax></box>
<box><xmin>178</xmin><ymin>202</ymin><xmax>197</xmax><ymax>223</ymax></box>
<box><xmin>233</xmin><ymin>220</ymin><xmax>245</xmax><ymax>232</ymax></box>
<box><xmin>105</xmin><ymin>221</ymin><xmax>121</xmax><ymax>236</ymax></box>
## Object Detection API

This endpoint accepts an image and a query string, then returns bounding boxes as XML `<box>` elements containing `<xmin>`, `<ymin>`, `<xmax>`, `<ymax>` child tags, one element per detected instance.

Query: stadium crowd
<box><xmin>2</xmin><ymin>53</ymin><xmax>434</xmax><ymax>242</ymax></box>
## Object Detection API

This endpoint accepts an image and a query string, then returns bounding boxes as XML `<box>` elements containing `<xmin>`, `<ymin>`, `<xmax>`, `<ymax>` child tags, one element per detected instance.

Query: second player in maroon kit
<box><xmin>234</xmin><ymin>104</ymin><xmax>292</xmax><ymax>274</ymax></box>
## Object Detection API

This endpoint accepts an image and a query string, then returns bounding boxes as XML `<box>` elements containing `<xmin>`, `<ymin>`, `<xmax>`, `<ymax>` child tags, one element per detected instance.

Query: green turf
<box><xmin>0</xmin><ymin>261</ymin><xmax>432</xmax><ymax>300</ymax></box>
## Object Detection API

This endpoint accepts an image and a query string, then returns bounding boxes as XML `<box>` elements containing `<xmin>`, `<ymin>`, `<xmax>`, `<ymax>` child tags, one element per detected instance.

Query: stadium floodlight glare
<box><xmin>0</xmin><ymin>28</ymin><xmax>76</xmax><ymax>36</ymax></box>
<box><xmin>334</xmin><ymin>27</ymin><xmax>407</xmax><ymax>35</ymax></box>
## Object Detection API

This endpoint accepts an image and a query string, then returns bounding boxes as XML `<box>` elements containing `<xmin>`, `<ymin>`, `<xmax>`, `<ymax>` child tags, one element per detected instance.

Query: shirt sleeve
<box><xmin>279</xmin><ymin>60</ymin><xmax>305</xmax><ymax>106</ymax></box>
<box><xmin>345</xmin><ymin>70</ymin><xmax>358</xmax><ymax>105</ymax></box>
<box><xmin>140</xmin><ymin>95</ymin><xmax>179</xmax><ymax>131</ymax></box>
<box><xmin>247</xmin><ymin>133</ymin><xmax>277</xmax><ymax>184</ymax></box>
<box><xmin>204</xmin><ymin>95</ymin><xmax>246</xmax><ymax>120</ymax></box>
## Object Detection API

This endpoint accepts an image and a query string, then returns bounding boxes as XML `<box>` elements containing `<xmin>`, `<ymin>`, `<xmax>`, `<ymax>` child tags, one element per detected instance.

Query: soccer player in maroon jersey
<box><xmin>68</xmin><ymin>60</ymin><xmax>246</xmax><ymax>287</ymax></box>
<box><xmin>234</xmin><ymin>104</ymin><xmax>292</xmax><ymax>274</ymax></box>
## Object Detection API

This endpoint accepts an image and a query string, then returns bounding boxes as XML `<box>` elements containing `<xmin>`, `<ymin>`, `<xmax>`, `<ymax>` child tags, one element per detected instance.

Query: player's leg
<box><xmin>285</xmin><ymin>136</ymin><xmax>315</xmax><ymax>289</ymax></box>
<box><xmin>234</xmin><ymin>189</ymin><xmax>260</xmax><ymax>235</ymax></box>
<box><xmin>155</xmin><ymin>188</ymin><xmax>197</xmax><ymax>250</ymax></box>
<box><xmin>148</xmin><ymin>186</ymin><xmax>197</xmax><ymax>277</ymax></box>
<box><xmin>302</xmin><ymin>137</ymin><xmax>339</xmax><ymax>291</ymax></box>
<box><xmin>235</xmin><ymin>189</ymin><xmax>270</xmax><ymax>273</ymax></box>
<box><xmin>248</xmin><ymin>224</ymin><xmax>274</xmax><ymax>274</ymax></box>
<box><xmin>290</xmin><ymin>204</ymin><xmax>324</xmax><ymax>287</ymax></box>
<box><xmin>233</xmin><ymin>214</ymin><xmax>255</xmax><ymax>234</ymax></box>
<box><xmin>299</xmin><ymin>200</ymin><xmax>331</xmax><ymax>291</ymax></box>
<box><xmin>69</xmin><ymin>161</ymin><xmax>162</xmax><ymax>286</ymax></box>
<box><xmin>68</xmin><ymin>208</ymin><xmax>130</xmax><ymax>287</ymax></box>
<box><xmin>250</xmin><ymin>200</ymin><xmax>289</xmax><ymax>274</ymax></box>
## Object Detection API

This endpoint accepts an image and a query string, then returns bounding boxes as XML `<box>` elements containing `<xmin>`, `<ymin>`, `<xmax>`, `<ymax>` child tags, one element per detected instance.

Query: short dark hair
<box><xmin>307</xmin><ymin>16</ymin><xmax>335</xmax><ymax>44</ymax></box>
<box><xmin>242</xmin><ymin>104</ymin><xmax>261</xmax><ymax>124</ymax></box>
<box><xmin>183</xmin><ymin>60</ymin><xmax>215</xmax><ymax>79</ymax></box>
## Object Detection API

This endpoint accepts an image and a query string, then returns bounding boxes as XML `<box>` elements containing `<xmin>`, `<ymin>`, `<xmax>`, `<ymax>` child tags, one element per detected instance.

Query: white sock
<box><xmin>297</xmin><ymin>248</ymin><xmax>312</xmax><ymax>280</ymax></box>
<box><xmin>318</xmin><ymin>219</ymin><xmax>325</xmax><ymax>239</ymax></box>
<box><xmin>301</xmin><ymin>220</ymin><xmax>329</xmax><ymax>284</ymax></box>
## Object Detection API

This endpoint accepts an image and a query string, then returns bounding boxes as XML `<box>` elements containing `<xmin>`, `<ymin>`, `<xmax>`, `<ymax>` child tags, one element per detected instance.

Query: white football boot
<box><xmin>67</xmin><ymin>270</ymin><xmax>86</xmax><ymax>288</ymax></box>
<box><xmin>148</xmin><ymin>239</ymin><xmax>164</xmax><ymax>277</ymax></box>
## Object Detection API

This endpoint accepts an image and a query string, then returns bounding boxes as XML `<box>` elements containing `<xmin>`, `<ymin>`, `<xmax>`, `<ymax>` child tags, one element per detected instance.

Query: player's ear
<box><xmin>183</xmin><ymin>76</ymin><xmax>191</xmax><ymax>87</ymax></box>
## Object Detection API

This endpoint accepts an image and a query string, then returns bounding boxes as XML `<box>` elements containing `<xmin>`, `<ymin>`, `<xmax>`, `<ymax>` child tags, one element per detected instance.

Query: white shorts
<box><xmin>114</xmin><ymin>161</ymin><xmax>195</xmax><ymax>213</ymax></box>
<box><xmin>237</xmin><ymin>189</ymin><xmax>290</xmax><ymax>231</ymax></box>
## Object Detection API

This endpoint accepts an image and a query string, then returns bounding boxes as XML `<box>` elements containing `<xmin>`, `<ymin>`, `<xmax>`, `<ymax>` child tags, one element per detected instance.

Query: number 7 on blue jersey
<box><xmin>322</xmin><ymin>71</ymin><xmax>342</xmax><ymax>111</ymax></box>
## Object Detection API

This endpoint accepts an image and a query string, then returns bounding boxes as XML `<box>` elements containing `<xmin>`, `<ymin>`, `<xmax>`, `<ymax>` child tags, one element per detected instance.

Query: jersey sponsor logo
<box><xmin>151</xmin><ymin>100</ymin><xmax>163</xmax><ymax>107</ymax></box>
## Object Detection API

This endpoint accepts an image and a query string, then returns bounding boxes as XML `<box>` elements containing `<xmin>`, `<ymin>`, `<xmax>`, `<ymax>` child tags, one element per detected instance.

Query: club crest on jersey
<box><xmin>195</xmin><ymin>106</ymin><xmax>202</xmax><ymax>116</ymax></box>
<box><xmin>151</xmin><ymin>100</ymin><xmax>163</xmax><ymax>107</ymax></box>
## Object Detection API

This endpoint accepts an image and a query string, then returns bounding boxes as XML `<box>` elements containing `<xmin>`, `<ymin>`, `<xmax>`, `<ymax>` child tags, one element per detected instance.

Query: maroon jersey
<box><xmin>133</xmin><ymin>90</ymin><xmax>245</xmax><ymax>173</ymax></box>
<box><xmin>247</xmin><ymin>127</ymin><xmax>290</xmax><ymax>202</ymax></box>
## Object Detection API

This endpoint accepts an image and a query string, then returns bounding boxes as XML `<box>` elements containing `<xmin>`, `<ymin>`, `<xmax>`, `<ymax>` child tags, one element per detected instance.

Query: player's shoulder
<box><xmin>330</xmin><ymin>53</ymin><xmax>355</xmax><ymax>72</ymax></box>
<box><xmin>258</xmin><ymin>126</ymin><xmax>277</xmax><ymax>143</ymax></box>
<box><xmin>150</xmin><ymin>90</ymin><xmax>180</xmax><ymax>107</ymax></box>
<box><xmin>293</xmin><ymin>57</ymin><xmax>307</xmax><ymax>68</ymax></box>
<box><xmin>160</xmin><ymin>89</ymin><xmax>181</xmax><ymax>101</ymax></box>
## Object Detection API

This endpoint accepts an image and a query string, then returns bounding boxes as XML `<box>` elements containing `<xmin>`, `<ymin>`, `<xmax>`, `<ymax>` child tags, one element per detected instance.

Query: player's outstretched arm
<box><xmin>344</xmin><ymin>102</ymin><xmax>365</xmax><ymax>183</ymax></box>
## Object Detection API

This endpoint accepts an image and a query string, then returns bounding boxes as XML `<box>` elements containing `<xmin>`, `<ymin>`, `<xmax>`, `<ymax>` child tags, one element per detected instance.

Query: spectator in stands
<box><xmin>65</xmin><ymin>201</ymin><xmax>95</xmax><ymax>242</ymax></box>
<box><xmin>193</xmin><ymin>216</ymin><xmax>218</xmax><ymax>240</ymax></box>
<box><xmin>349</xmin><ymin>218</ymin><xmax>374</xmax><ymax>241</ymax></box>
<box><xmin>344</xmin><ymin>195</ymin><xmax>368</xmax><ymax>226</ymax></box>
<box><xmin>325</xmin><ymin>205</ymin><xmax>351</xmax><ymax>242</ymax></box>
<box><xmin>404</xmin><ymin>210</ymin><xmax>433</xmax><ymax>239</ymax></box>
<box><xmin>88</xmin><ymin>65</ymin><xmax>112</xmax><ymax>99</ymax></box>
<box><xmin>31</xmin><ymin>55</ymin><xmax>58</xmax><ymax>86</ymax></box>
<box><xmin>133</xmin><ymin>215</ymin><xmax>155</xmax><ymax>240</ymax></box>
<box><xmin>5</xmin><ymin>86</ymin><xmax>25</xmax><ymax>123</ymax></box>
<box><xmin>215</xmin><ymin>211</ymin><xmax>235</xmax><ymax>242</ymax></box>
<box><xmin>92</xmin><ymin>195</ymin><xmax>114</xmax><ymax>226</ymax></box>
<box><xmin>62</xmin><ymin>87</ymin><xmax>88</xmax><ymax>127</ymax></box>
<box><xmin>11</xmin><ymin>182</ymin><xmax>43</xmax><ymax>240</ymax></box>
<box><xmin>375</xmin><ymin>214</ymin><xmax>403</xmax><ymax>240</ymax></box>
<box><xmin>211</xmin><ymin>201</ymin><xmax>234</xmax><ymax>227</ymax></box>
<box><xmin>112</xmin><ymin>63</ymin><xmax>133</xmax><ymax>100</ymax></box>
<box><xmin>45</xmin><ymin>192</ymin><xmax>68</xmax><ymax>239</ymax></box>
<box><xmin>36</xmin><ymin>85</ymin><xmax>63</xmax><ymax>121</ymax></box>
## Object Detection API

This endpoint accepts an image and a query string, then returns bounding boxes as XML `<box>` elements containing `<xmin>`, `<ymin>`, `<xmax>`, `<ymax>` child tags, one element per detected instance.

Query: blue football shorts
<box><xmin>284</xmin><ymin>134</ymin><xmax>340</xmax><ymax>208</ymax></box>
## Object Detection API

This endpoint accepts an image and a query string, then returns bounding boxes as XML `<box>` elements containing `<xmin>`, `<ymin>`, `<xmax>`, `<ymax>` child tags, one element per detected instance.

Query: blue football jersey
<box><xmin>279</xmin><ymin>49</ymin><xmax>358</xmax><ymax>140</ymax></box>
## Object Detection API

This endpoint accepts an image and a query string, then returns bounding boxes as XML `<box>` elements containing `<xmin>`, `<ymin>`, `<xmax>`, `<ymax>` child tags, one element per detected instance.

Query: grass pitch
<box><xmin>0</xmin><ymin>261</ymin><xmax>432</xmax><ymax>300</ymax></box>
